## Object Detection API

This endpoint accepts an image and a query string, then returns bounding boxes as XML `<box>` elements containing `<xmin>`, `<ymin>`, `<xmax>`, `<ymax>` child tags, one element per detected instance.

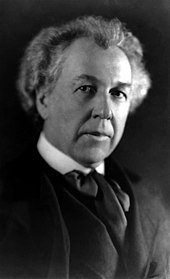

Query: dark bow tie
<box><xmin>65</xmin><ymin>170</ymin><xmax>130</xmax><ymax>253</ymax></box>
<box><xmin>65</xmin><ymin>170</ymin><xmax>98</xmax><ymax>197</ymax></box>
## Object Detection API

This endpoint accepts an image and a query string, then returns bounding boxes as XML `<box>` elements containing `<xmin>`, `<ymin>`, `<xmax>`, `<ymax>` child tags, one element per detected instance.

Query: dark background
<box><xmin>0</xmin><ymin>0</ymin><xmax>170</xmax><ymax>208</ymax></box>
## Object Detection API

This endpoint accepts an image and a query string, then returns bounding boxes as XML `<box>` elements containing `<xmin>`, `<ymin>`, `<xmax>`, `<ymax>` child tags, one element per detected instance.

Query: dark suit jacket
<box><xmin>0</xmin><ymin>147</ymin><xmax>169</xmax><ymax>278</ymax></box>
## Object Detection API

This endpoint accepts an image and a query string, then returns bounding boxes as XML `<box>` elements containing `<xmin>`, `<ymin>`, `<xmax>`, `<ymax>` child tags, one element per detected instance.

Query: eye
<box><xmin>110</xmin><ymin>88</ymin><xmax>127</xmax><ymax>101</ymax></box>
<box><xmin>76</xmin><ymin>85</ymin><xmax>96</xmax><ymax>95</ymax></box>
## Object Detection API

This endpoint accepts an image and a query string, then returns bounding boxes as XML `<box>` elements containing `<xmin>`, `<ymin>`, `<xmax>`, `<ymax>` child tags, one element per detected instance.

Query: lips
<box><xmin>79</xmin><ymin>131</ymin><xmax>111</xmax><ymax>143</ymax></box>
<box><xmin>80</xmin><ymin>129</ymin><xmax>113</xmax><ymax>139</ymax></box>
<box><xmin>88</xmin><ymin>131</ymin><xmax>110</xmax><ymax>137</ymax></box>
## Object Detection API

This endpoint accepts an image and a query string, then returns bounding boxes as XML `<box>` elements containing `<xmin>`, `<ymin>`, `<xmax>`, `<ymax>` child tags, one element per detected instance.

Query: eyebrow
<box><xmin>72</xmin><ymin>74</ymin><xmax>99</xmax><ymax>85</ymax></box>
<box><xmin>116</xmin><ymin>81</ymin><xmax>132</xmax><ymax>88</ymax></box>
<box><xmin>72</xmin><ymin>74</ymin><xmax>132</xmax><ymax>88</ymax></box>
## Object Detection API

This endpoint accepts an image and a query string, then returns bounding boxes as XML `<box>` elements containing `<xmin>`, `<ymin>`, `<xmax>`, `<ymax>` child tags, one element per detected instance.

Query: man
<box><xmin>0</xmin><ymin>16</ymin><xmax>169</xmax><ymax>278</ymax></box>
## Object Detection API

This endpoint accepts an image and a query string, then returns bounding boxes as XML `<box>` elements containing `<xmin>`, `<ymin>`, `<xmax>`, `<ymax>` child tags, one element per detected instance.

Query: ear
<box><xmin>36</xmin><ymin>90</ymin><xmax>49</xmax><ymax>120</ymax></box>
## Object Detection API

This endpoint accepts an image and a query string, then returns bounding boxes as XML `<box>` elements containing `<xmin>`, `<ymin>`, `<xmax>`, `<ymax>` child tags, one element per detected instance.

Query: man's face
<box><xmin>38</xmin><ymin>38</ymin><xmax>132</xmax><ymax>168</ymax></box>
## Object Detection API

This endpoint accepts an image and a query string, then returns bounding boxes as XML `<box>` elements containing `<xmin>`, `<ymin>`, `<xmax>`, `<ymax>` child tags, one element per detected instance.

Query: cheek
<box><xmin>49</xmin><ymin>96</ymin><xmax>70</xmax><ymax>122</ymax></box>
<box><xmin>49</xmin><ymin>102</ymin><xmax>82</xmax><ymax>137</ymax></box>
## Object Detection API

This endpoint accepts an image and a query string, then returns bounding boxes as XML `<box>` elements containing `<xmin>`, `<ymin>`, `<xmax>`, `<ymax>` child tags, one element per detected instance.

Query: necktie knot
<box><xmin>65</xmin><ymin>170</ymin><xmax>98</xmax><ymax>197</ymax></box>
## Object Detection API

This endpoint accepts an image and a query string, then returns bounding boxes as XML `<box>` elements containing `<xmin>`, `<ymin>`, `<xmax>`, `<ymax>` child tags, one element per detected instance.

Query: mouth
<box><xmin>82</xmin><ymin>131</ymin><xmax>112</xmax><ymax>141</ymax></box>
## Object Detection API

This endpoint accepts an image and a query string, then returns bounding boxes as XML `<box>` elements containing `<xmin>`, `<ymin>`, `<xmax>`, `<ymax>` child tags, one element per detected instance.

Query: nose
<box><xmin>91</xmin><ymin>94</ymin><xmax>113</xmax><ymax>120</ymax></box>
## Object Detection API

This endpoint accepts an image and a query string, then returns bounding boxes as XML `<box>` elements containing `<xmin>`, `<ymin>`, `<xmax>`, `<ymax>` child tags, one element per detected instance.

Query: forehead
<box><xmin>60</xmin><ymin>38</ymin><xmax>132</xmax><ymax>84</ymax></box>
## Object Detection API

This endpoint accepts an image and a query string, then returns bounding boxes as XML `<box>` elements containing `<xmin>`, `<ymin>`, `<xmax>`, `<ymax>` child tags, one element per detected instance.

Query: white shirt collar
<box><xmin>37</xmin><ymin>132</ymin><xmax>104</xmax><ymax>175</ymax></box>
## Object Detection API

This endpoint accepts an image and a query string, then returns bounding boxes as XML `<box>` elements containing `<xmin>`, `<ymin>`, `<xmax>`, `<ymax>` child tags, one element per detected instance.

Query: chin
<box><xmin>78</xmin><ymin>149</ymin><xmax>109</xmax><ymax>168</ymax></box>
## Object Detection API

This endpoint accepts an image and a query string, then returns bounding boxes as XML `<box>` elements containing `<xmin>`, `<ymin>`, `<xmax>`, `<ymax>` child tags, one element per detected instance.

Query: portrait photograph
<box><xmin>0</xmin><ymin>0</ymin><xmax>170</xmax><ymax>278</ymax></box>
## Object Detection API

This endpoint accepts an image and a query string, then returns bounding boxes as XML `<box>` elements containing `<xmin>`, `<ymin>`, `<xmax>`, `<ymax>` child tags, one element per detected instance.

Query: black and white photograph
<box><xmin>0</xmin><ymin>0</ymin><xmax>170</xmax><ymax>278</ymax></box>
